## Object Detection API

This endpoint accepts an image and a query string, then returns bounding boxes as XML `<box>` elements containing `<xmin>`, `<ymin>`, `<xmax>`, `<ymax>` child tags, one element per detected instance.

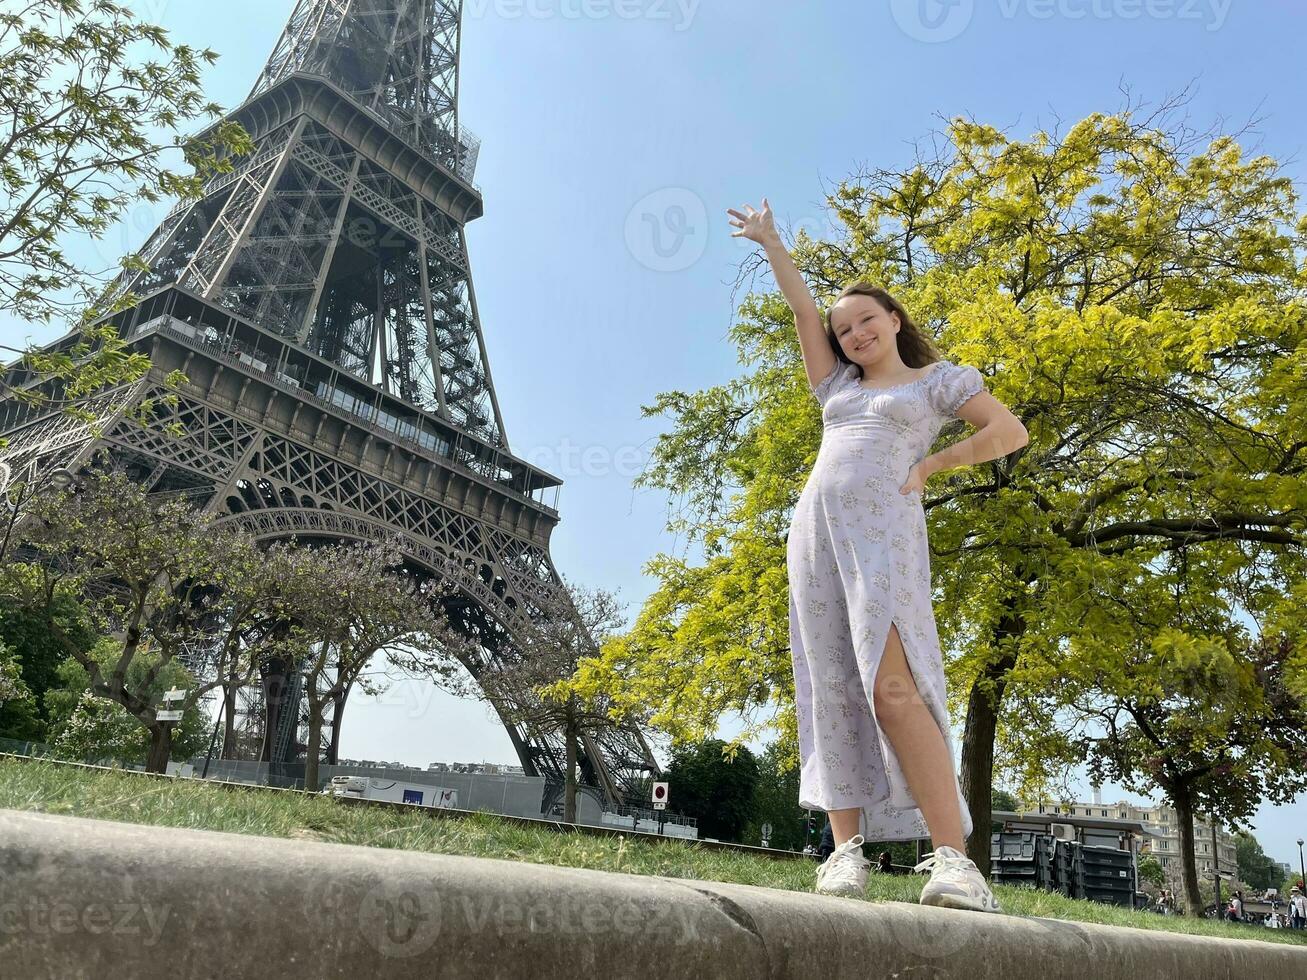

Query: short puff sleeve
<box><xmin>810</xmin><ymin>359</ymin><xmax>858</xmax><ymax>407</ymax></box>
<box><xmin>926</xmin><ymin>360</ymin><xmax>986</xmax><ymax>419</ymax></box>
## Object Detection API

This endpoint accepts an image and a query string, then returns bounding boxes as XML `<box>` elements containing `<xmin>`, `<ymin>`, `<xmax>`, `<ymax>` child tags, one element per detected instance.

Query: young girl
<box><xmin>727</xmin><ymin>198</ymin><xmax>1028</xmax><ymax>913</ymax></box>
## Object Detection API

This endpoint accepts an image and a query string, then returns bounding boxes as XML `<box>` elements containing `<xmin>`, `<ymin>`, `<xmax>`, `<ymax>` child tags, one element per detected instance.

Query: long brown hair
<box><xmin>823</xmin><ymin>282</ymin><xmax>940</xmax><ymax>375</ymax></box>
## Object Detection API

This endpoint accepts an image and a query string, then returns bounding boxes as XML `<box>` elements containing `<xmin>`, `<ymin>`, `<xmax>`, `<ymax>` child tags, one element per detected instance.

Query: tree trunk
<box><xmin>564</xmin><ymin>720</ymin><xmax>577</xmax><ymax>824</ymax></box>
<box><xmin>259</xmin><ymin>657</ymin><xmax>289</xmax><ymax>764</ymax></box>
<box><xmin>1172</xmin><ymin>784</ymin><xmax>1203</xmax><ymax>915</ymax></box>
<box><xmin>145</xmin><ymin>724</ymin><xmax>172</xmax><ymax>774</ymax></box>
<box><xmin>221</xmin><ymin>678</ymin><xmax>238</xmax><ymax>760</ymax></box>
<box><xmin>328</xmin><ymin>688</ymin><xmax>348</xmax><ymax>765</ymax></box>
<box><xmin>958</xmin><ymin>619</ymin><xmax>1024</xmax><ymax>874</ymax></box>
<box><xmin>959</xmin><ymin>674</ymin><xmax>1001</xmax><ymax>874</ymax></box>
<box><xmin>304</xmin><ymin>705</ymin><xmax>324</xmax><ymax>792</ymax></box>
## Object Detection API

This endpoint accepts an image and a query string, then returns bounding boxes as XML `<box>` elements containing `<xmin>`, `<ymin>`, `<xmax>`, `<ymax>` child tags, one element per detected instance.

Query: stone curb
<box><xmin>1</xmin><ymin>808</ymin><xmax>1304</xmax><ymax>978</ymax></box>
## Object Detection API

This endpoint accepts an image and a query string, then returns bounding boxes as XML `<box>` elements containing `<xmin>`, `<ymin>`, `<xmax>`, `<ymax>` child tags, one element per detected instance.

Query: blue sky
<box><xmin>3</xmin><ymin>0</ymin><xmax>1304</xmax><ymax>867</ymax></box>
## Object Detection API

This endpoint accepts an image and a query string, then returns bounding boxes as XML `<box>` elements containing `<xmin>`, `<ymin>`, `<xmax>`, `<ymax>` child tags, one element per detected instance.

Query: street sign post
<box><xmin>651</xmin><ymin>781</ymin><xmax>669</xmax><ymax>835</ymax></box>
<box><xmin>158</xmin><ymin>688</ymin><xmax>187</xmax><ymax>724</ymax></box>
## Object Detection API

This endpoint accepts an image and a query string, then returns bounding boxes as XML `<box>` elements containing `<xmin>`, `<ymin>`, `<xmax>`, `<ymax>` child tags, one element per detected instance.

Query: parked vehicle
<box><xmin>322</xmin><ymin>774</ymin><xmax>459</xmax><ymax>809</ymax></box>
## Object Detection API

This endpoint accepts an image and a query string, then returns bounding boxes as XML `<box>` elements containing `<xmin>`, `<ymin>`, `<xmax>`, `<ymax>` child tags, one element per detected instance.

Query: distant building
<box><xmin>1016</xmin><ymin>787</ymin><xmax>1238</xmax><ymax>883</ymax></box>
<box><xmin>337</xmin><ymin>758</ymin><xmax>527</xmax><ymax>777</ymax></box>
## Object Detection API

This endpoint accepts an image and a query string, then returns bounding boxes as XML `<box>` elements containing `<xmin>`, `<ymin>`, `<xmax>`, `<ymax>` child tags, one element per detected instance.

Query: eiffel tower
<box><xmin>0</xmin><ymin>0</ymin><xmax>659</xmax><ymax>809</ymax></box>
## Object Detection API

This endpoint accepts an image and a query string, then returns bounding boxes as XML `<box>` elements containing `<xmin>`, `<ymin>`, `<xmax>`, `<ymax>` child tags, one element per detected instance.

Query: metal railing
<box><xmin>601</xmin><ymin>801</ymin><xmax>697</xmax><ymax>829</ymax></box>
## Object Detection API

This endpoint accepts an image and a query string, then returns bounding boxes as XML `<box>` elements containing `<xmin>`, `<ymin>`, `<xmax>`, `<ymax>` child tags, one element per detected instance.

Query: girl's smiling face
<box><xmin>830</xmin><ymin>293</ymin><xmax>900</xmax><ymax>365</ymax></box>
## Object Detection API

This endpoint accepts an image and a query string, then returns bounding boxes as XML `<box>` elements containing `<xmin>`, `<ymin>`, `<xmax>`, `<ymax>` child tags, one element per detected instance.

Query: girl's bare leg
<box><xmin>826</xmin><ymin>623</ymin><xmax>965</xmax><ymax>851</ymax></box>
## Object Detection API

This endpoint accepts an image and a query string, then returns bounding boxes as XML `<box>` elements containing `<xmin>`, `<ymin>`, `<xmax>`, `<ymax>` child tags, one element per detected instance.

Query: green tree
<box><xmin>4</xmin><ymin>470</ymin><xmax>305</xmax><ymax>772</ymax></box>
<box><xmin>740</xmin><ymin>740</ymin><xmax>805</xmax><ymax>850</ymax></box>
<box><xmin>991</xmin><ymin>788</ymin><xmax>1019</xmax><ymax>811</ymax></box>
<box><xmin>0</xmin><ymin>637</ymin><xmax>39</xmax><ymax>742</ymax></box>
<box><xmin>991</xmin><ymin>787</ymin><xmax>1021</xmax><ymax>838</ymax></box>
<box><xmin>559</xmin><ymin>106</ymin><xmax>1307</xmax><ymax>875</ymax></box>
<box><xmin>286</xmin><ymin>539</ymin><xmax>439</xmax><ymax>792</ymax></box>
<box><xmin>1138</xmin><ymin>855</ymin><xmax>1166</xmax><ymax>890</ymax></box>
<box><xmin>406</xmin><ymin>573</ymin><xmax>649</xmax><ymax>826</ymax></box>
<box><xmin>43</xmin><ymin>637</ymin><xmax>208</xmax><ymax>765</ymax></box>
<box><xmin>0</xmin><ymin>584</ymin><xmax>97</xmax><ymax>740</ymax></box>
<box><xmin>0</xmin><ymin>0</ymin><xmax>252</xmax><ymax>486</ymax></box>
<box><xmin>1</xmin><ymin>2</ymin><xmax>253</xmax><ymax>575</ymax></box>
<box><xmin>0</xmin><ymin>639</ymin><xmax>35</xmax><ymax>727</ymax></box>
<box><xmin>0</xmin><ymin>641</ymin><xmax>23</xmax><ymax>699</ymax></box>
<box><xmin>1235</xmin><ymin>830</ymin><xmax>1287</xmax><ymax>893</ymax></box>
<box><xmin>0</xmin><ymin>0</ymin><xmax>250</xmax><ymax>331</ymax></box>
<box><xmin>663</xmin><ymin>738</ymin><xmax>759</xmax><ymax>843</ymax></box>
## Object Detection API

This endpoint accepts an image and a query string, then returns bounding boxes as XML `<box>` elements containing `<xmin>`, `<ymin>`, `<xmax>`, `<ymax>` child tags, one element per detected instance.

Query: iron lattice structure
<box><xmin>0</xmin><ymin>0</ymin><xmax>659</xmax><ymax>809</ymax></box>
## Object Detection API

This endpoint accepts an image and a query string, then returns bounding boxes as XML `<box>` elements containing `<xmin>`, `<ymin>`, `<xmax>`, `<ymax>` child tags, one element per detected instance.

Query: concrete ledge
<box><xmin>1</xmin><ymin>808</ymin><xmax>1303</xmax><ymax>978</ymax></box>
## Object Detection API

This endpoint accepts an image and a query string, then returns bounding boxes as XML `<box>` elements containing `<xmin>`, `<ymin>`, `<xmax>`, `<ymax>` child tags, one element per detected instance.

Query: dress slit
<box><xmin>864</xmin><ymin>612</ymin><xmax>926</xmax><ymax>822</ymax></box>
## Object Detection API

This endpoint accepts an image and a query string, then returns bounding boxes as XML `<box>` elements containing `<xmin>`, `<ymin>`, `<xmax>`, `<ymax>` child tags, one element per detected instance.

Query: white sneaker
<box><xmin>815</xmin><ymin>833</ymin><xmax>870</xmax><ymax>897</ymax></box>
<box><xmin>914</xmin><ymin>845</ymin><xmax>1002</xmax><ymax>913</ymax></box>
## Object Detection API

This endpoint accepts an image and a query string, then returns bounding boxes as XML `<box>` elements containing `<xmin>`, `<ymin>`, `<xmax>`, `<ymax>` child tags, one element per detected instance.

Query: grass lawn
<box><xmin>1</xmin><ymin>754</ymin><xmax>1302</xmax><ymax>948</ymax></box>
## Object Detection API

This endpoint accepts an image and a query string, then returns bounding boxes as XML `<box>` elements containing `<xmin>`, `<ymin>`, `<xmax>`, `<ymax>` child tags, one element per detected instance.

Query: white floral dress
<box><xmin>787</xmin><ymin>357</ymin><xmax>985</xmax><ymax>842</ymax></box>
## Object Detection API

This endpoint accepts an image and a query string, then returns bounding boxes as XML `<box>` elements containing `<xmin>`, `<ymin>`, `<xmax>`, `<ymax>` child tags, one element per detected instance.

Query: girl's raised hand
<box><xmin>726</xmin><ymin>198</ymin><xmax>779</xmax><ymax>246</ymax></box>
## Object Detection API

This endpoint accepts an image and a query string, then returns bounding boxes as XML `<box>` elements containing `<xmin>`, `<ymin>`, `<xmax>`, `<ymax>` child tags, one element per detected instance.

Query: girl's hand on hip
<box><xmin>899</xmin><ymin>462</ymin><xmax>927</xmax><ymax>496</ymax></box>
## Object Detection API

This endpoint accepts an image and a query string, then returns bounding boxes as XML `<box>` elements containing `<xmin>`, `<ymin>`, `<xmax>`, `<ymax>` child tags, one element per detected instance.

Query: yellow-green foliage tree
<box><xmin>559</xmin><ymin>106</ymin><xmax>1307</xmax><ymax>871</ymax></box>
